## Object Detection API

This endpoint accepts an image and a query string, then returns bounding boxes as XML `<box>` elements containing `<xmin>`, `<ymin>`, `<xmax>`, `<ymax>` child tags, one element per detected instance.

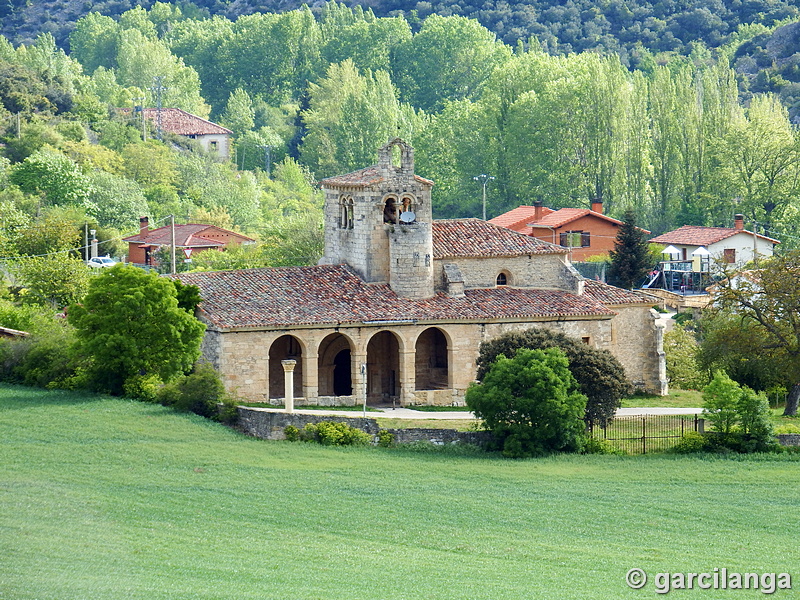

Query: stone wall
<box><xmin>777</xmin><ymin>434</ymin><xmax>800</xmax><ymax>447</ymax></box>
<box><xmin>237</xmin><ymin>407</ymin><xmax>493</xmax><ymax>446</ymax></box>
<box><xmin>436</xmin><ymin>254</ymin><xmax>582</xmax><ymax>292</ymax></box>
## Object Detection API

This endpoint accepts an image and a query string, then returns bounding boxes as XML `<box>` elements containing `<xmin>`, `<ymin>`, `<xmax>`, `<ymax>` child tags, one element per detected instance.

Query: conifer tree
<box><xmin>608</xmin><ymin>209</ymin><xmax>651</xmax><ymax>289</ymax></box>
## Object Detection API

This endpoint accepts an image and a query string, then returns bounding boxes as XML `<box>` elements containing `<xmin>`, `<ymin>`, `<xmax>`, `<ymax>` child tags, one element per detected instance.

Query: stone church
<box><xmin>178</xmin><ymin>139</ymin><xmax>667</xmax><ymax>406</ymax></box>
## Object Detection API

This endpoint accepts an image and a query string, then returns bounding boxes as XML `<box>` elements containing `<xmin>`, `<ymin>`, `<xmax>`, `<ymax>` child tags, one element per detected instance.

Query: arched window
<box><xmin>339</xmin><ymin>196</ymin><xmax>354</xmax><ymax>229</ymax></box>
<box><xmin>383</xmin><ymin>196</ymin><xmax>398</xmax><ymax>224</ymax></box>
<box><xmin>496</xmin><ymin>272</ymin><xmax>508</xmax><ymax>286</ymax></box>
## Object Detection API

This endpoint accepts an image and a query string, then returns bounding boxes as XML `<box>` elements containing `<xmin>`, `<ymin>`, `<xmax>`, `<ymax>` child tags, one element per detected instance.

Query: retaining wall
<box><xmin>236</xmin><ymin>407</ymin><xmax>492</xmax><ymax>446</ymax></box>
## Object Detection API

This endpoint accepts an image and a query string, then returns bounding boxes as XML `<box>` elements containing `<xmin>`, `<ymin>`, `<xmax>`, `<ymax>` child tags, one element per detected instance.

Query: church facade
<box><xmin>178</xmin><ymin>139</ymin><xmax>667</xmax><ymax>406</ymax></box>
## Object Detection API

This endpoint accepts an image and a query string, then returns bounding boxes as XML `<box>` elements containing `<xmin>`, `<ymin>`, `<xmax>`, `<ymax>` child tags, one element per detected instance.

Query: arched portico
<box><xmin>415</xmin><ymin>327</ymin><xmax>450</xmax><ymax>390</ymax></box>
<box><xmin>268</xmin><ymin>335</ymin><xmax>303</xmax><ymax>399</ymax></box>
<box><xmin>317</xmin><ymin>332</ymin><xmax>354</xmax><ymax>397</ymax></box>
<box><xmin>366</xmin><ymin>330</ymin><xmax>402</xmax><ymax>406</ymax></box>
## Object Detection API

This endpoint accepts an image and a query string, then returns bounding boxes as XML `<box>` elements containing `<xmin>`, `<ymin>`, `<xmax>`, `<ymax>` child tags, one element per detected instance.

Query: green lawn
<box><xmin>621</xmin><ymin>388</ymin><xmax>704</xmax><ymax>408</ymax></box>
<box><xmin>1</xmin><ymin>385</ymin><xmax>798</xmax><ymax>599</ymax></box>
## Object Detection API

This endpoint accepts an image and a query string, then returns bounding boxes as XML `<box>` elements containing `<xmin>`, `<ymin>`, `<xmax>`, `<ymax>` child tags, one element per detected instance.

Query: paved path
<box><xmin>245</xmin><ymin>405</ymin><xmax>703</xmax><ymax>420</ymax></box>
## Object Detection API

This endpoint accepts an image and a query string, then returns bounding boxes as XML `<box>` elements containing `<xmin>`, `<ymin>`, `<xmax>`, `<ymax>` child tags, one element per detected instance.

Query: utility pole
<box><xmin>150</xmin><ymin>76</ymin><xmax>167</xmax><ymax>141</ymax></box>
<box><xmin>133</xmin><ymin>97</ymin><xmax>146</xmax><ymax>141</ymax></box>
<box><xmin>473</xmin><ymin>174</ymin><xmax>495</xmax><ymax>220</ymax></box>
<box><xmin>258</xmin><ymin>145</ymin><xmax>271</xmax><ymax>177</ymax></box>
<box><xmin>84</xmin><ymin>223</ymin><xmax>89</xmax><ymax>264</ymax></box>
<box><xmin>170</xmin><ymin>214</ymin><xmax>176</xmax><ymax>275</ymax></box>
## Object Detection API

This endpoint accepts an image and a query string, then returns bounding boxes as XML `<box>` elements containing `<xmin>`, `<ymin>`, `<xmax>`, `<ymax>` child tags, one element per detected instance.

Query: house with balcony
<box><xmin>643</xmin><ymin>214</ymin><xmax>780</xmax><ymax>308</ymax></box>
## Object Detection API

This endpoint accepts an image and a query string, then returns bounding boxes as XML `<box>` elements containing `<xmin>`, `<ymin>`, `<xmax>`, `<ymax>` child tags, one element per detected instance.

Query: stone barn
<box><xmin>178</xmin><ymin>139</ymin><xmax>667</xmax><ymax>406</ymax></box>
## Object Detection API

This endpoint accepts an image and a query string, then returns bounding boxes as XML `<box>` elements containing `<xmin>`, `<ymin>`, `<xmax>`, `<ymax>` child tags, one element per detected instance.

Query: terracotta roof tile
<box><xmin>120</xmin><ymin>108</ymin><xmax>232</xmax><ymax>135</ymax></box>
<box><xmin>321</xmin><ymin>165</ymin><xmax>434</xmax><ymax>187</ymax></box>
<box><xmin>176</xmin><ymin>264</ymin><xmax>616</xmax><ymax>330</ymax></box>
<box><xmin>649</xmin><ymin>225</ymin><xmax>779</xmax><ymax>246</ymax></box>
<box><xmin>433</xmin><ymin>219</ymin><xmax>567</xmax><ymax>258</ymax></box>
<box><xmin>123</xmin><ymin>224</ymin><xmax>254</xmax><ymax>248</ymax></box>
<box><xmin>583</xmin><ymin>280</ymin><xmax>657</xmax><ymax>305</ymax></box>
<box><xmin>489</xmin><ymin>205</ymin><xmax>554</xmax><ymax>232</ymax></box>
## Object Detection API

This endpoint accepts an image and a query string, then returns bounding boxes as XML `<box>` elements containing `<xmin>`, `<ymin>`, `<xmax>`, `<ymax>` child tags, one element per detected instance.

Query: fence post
<box><xmin>642</xmin><ymin>416</ymin><xmax>647</xmax><ymax>454</ymax></box>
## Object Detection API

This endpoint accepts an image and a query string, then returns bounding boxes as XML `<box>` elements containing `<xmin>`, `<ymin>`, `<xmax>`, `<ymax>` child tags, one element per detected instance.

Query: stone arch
<box><xmin>318</xmin><ymin>332</ymin><xmax>355</xmax><ymax>397</ymax></box>
<box><xmin>382</xmin><ymin>194</ymin><xmax>399</xmax><ymax>224</ymax></box>
<box><xmin>268</xmin><ymin>334</ymin><xmax>304</xmax><ymax>399</ymax></box>
<box><xmin>415</xmin><ymin>327</ymin><xmax>450</xmax><ymax>390</ymax></box>
<box><xmin>366</xmin><ymin>330</ymin><xmax>402</xmax><ymax>405</ymax></box>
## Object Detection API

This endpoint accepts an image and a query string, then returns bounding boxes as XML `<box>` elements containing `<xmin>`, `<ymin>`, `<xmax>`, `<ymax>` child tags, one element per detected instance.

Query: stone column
<box><xmin>282</xmin><ymin>359</ymin><xmax>297</xmax><ymax>413</ymax></box>
<box><xmin>303</xmin><ymin>350</ymin><xmax>319</xmax><ymax>403</ymax></box>
<box><xmin>399</xmin><ymin>349</ymin><xmax>416</xmax><ymax>406</ymax></box>
<box><xmin>352</xmin><ymin>352</ymin><xmax>368</xmax><ymax>409</ymax></box>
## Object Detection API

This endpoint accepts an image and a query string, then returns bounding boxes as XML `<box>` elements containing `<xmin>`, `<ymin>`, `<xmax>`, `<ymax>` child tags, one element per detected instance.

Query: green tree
<box><xmin>9</xmin><ymin>255</ymin><xmax>90</xmax><ymax>308</ymax></box>
<box><xmin>8</xmin><ymin>147</ymin><xmax>92</xmax><ymax>209</ymax></box>
<box><xmin>466</xmin><ymin>347</ymin><xmax>587</xmax><ymax>457</ymax></box>
<box><xmin>475</xmin><ymin>328</ymin><xmax>631</xmax><ymax>427</ymax></box>
<box><xmin>85</xmin><ymin>170</ymin><xmax>149</xmax><ymax>230</ymax></box>
<box><xmin>69</xmin><ymin>12</ymin><xmax>121</xmax><ymax>74</ymax></box>
<box><xmin>301</xmin><ymin>60</ymin><xmax>424</xmax><ymax>178</ymax></box>
<box><xmin>221</xmin><ymin>87</ymin><xmax>255</xmax><ymax>137</ymax></box>
<box><xmin>702</xmin><ymin>370</ymin><xmax>741</xmax><ymax>434</ymax></box>
<box><xmin>711</xmin><ymin>249</ymin><xmax>800</xmax><ymax>415</ymax></box>
<box><xmin>67</xmin><ymin>265</ymin><xmax>205</xmax><ymax>395</ymax></box>
<box><xmin>664</xmin><ymin>323</ymin><xmax>708</xmax><ymax>390</ymax></box>
<box><xmin>608</xmin><ymin>209</ymin><xmax>652</xmax><ymax>289</ymax></box>
<box><xmin>392</xmin><ymin>15</ymin><xmax>512</xmax><ymax>113</ymax></box>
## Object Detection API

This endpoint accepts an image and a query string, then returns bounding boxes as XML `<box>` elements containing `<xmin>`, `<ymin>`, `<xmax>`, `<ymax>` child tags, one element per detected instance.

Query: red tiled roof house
<box><xmin>177</xmin><ymin>139</ymin><xmax>667</xmax><ymax>406</ymax></box>
<box><xmin>125</xmin><ymin>108</ymin><xmax>233</xmax><ymax>159</ymax></box>
<box><xmin>648</xmin><ymin>215</ymin><xmax>779</xmax><ymax>266</ymax></box>
<box><xmin>490</xmin><ymin>200</ymin><xmax>649</xmax><ymax>261</ymax></box>
<box><xmin>123</xmin><ymin>217</ymin><xmax>254</xmax><ymax>266</ymax></box>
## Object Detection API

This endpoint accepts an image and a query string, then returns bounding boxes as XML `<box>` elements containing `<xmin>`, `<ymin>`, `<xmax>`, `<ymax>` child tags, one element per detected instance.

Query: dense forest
<box><xmin>1</xmin><ymin>0</ymin><xmax>800</xmax><ymax>292</ymax></box>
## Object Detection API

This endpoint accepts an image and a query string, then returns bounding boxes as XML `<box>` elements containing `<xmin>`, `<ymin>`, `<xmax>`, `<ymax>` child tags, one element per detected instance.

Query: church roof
<box><xmin>432</xmin><ymin>219</ymin><xmax>567</xmax><ymax>258</ymax></box>
<box><xmin>320</xmin><ymin>166</ymin><xmax>434</xmax><ymax>187</ymax></box>
<box><xmin>176</xmin><ymin>264</ymin><xmax>621</xmax><ymax>330</ymax></box>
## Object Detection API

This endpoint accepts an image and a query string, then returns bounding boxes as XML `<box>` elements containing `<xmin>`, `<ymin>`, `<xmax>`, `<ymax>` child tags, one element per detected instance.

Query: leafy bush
<box><xmin>475</xmin><ymin>328</ymin><xmax>631</xmax><ymax>427</ymax></box>
<box><xmin>377</xmin><ymin>429</ymin><xmax>395</xmax><ymax>447</ymax></box>
<box><xmin>284</xmin><ymin>425</ymin><xmax>301</xmax><ymax>441</ymax></box>
<box><xmin>583</xmin><ymin>437</ymin><xmax>623</xmax><ymax>455</ymax></box>
<box><xmin>123</xmin><ymin>373</ymin><xmax>163</xmax><ymax>402</ymax></box>
<box><xmin>467</xmin><ymin>347</ymin><xmax>587</xmax><ymax>458</ymax></box>
<box><xmin>702</xmin><ymin>371</ymin><xmax>741</xmax><ymax>434</ymax></box>
<box><xmin>672</xmin><ymin>431</ymin><xmax>707</xmax><ymax>454</ymax></box>
<box><xmin>775</xmin><ymin>424</ymin><xmax>800</xmax><ymax>434</ymax></box>
<box><xmin>156</xmin><ymin>362</ymin><xmax>229</xmax><ymax>420</ymax></box>
<box><xmin>0</xmin><ymin>324</ymin><xmax>81</xmax><ymax>389</ymax></box>
<box><xmin>298</xmin><ymin>421</ymin><xmax>372</xmax><ymax>446</ymax></box>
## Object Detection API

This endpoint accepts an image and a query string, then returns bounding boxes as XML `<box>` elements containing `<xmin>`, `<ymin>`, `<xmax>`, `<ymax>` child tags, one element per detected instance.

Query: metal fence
<box><xmin>589</xmin><ymin>414</ymin><xmax>702</xmax><ymax>454</ymax></box>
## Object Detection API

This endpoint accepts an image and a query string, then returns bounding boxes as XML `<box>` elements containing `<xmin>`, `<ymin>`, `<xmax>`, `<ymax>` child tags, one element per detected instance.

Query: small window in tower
<box><xmin>582</xmin><ymin>336</ymin><xmax>591</xmax><ymax>345</ymax></box>
<box><xmin>383</xmin><ymin>197</ymin><xmax>398</xmax><ymax>224</ymax></box>
<box><xmin>496</xmin><ymin>273</ymin><xmax>508</xmax><ymax>286</ymax></box>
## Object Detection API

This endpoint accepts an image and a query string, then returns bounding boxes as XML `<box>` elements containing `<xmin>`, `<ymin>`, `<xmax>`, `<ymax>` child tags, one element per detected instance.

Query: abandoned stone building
<box><xmin>178</xmin><ymin>139</ymin><xmax>667</xmax><ymax>406</ymax></box>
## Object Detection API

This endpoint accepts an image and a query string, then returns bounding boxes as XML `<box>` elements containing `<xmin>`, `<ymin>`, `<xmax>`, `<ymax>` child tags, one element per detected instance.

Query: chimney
<box><xmin>533</xmin><ymin>200</ymin><xmax>543</xmax><ymax>222</ymax></box>
<box><xmin>734</xmin><ymin>214</ymin><xmax>744</xmax><ymax>231</ymax></box>
<box><xmin>591</xmin><ymin>197</ymin><xmax>603</xmax><ymax>214</ymax></box>
<box><xmin>139</xmin><ymin>216</ymin><xmax>149</xmax><ymax>237</ymax></box>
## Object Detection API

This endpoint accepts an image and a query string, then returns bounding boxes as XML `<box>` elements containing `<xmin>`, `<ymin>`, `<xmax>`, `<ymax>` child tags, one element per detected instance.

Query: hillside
<box><xmin>2</xmin><ymin>0</ymin><xmax>798</xmax><ymax>57</ymax></box>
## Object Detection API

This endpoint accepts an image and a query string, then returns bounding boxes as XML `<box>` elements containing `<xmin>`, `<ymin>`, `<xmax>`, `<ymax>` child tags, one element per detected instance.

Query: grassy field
<box><xmin>620</xmin><ymin>388</ymin><xmax>704</xmax><ymax>408</ymax></box>
<box><xmin>1</xmin><ymin>385</ymin><xmax>798</xmax><ymax>600</ymax></box>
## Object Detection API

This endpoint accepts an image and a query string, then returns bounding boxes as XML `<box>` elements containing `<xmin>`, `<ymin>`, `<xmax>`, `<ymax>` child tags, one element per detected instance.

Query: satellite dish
<box><xmin>399</xmin><ymin>211</ymin><xmax>416</xmax><ymax>224</ymax></box>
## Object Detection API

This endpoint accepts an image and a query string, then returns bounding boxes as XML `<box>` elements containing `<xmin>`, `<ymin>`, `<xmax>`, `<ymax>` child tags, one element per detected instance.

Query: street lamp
<box><xmin>473</xmin><ymin>174</ymin><xmax>495</xmax><ymax>220</ymax></box>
